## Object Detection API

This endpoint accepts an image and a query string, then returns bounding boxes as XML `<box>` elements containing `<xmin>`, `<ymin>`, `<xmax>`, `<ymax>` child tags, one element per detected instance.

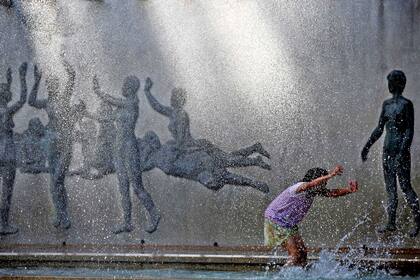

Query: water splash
<box><xmin>272</xmin><ymin>207</ymin><xmax>387</xmax><ymax>279</ymax></box>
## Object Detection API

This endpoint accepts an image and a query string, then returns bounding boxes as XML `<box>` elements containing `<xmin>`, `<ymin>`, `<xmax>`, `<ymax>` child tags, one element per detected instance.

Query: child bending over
<box><xmin>264</xmin><ymin>165</ymin><xmax>358</xmax><ymax>267</ymax></box>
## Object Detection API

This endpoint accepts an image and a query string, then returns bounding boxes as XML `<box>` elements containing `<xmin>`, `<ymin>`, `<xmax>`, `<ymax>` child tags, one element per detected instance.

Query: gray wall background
<box><xmin>1</xmin><ymin>0</ymin><xmax>420</xmax><ymax>248</ymax></box>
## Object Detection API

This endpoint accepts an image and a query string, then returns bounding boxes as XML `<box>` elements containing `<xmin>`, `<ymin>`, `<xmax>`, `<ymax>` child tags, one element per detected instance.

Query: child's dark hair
<box><xmin>302</xmin><ymin>167</ymin><xmax>328</xmax><ymax>182</ymax></box>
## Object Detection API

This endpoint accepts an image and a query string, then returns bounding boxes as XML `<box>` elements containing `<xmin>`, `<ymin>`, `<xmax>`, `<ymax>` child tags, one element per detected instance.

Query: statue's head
<box><xmin>144</xmin><ymin>131</ymin><xmax>161</xmax><ymax>150</ymax></box>
<box><xmin>46</xmin><ymin>75</ymin><xmax>60</xmax><ymax>102</ymax></box>
<box><xmin>170</xmin><ymin>87</ymin><xmax>187</xmax><ymax>109</ymax></box>
<box><xmin>28</xmin><ymin>117</ymin><xmax>45</xmax><ymax>136</ymax></box>
<box><xmin>122</xmin><ymin>75</ymin><xmax>140</xmax><ymax>97</ymax></box>
<box><xmin>0</xmin><ymin>83</ymin><xmax>12</xmax><ymax>105</ymax></box>
<box><xmin>387</xmin><ymin>70</ymin><xmax>406</xmax><ymax>95</ymax></box>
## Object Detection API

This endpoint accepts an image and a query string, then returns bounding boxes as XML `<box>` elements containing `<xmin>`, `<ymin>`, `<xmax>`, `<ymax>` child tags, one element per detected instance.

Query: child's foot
<box><xmin>146</xmin><ymin>213</ymin><xmax>161</xmax><ymax>234</ymax></box>
<box><xmin>377</xmin><ymin>223</ymin><xmax>397</xmax><ymax>234</ymax></box>
<box><xmin>283</xmin><ymin>260</ymin><xmax>305</xmax><ymax>267</ymax></box>
<box><xmin>113</xmin><ymin>223</ymin><xmax>134</xmax><ymax>234</ymax></box>
<box><xmin>256</xmin><ymin>156</ymin><xmax>271</xmax><ymax>170</ymax></box>
<box><xmin>255</xmin><ymin>143</ymin><xmax>271</xmax><ymax>159</ymax></box>
<box><xmin>0</xmin><ymin>225</ymin><xmax>19</xmax><ymax>235</ymax></box>
<box><xmin>304</xmin><ymin>262</ymin><xmax>313</xmax><ymax>271</ymax></box>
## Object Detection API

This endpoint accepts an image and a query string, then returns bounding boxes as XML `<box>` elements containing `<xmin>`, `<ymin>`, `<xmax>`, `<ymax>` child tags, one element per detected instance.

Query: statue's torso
<box><xmin>383</xmin><ymin>96</ymin><xmax>413</xmax><ymax>154</ymax></box>
<box><xmin>115</xmin><ymin>99</ymin><xmax>138</xmax><ymax>144</ymax></box>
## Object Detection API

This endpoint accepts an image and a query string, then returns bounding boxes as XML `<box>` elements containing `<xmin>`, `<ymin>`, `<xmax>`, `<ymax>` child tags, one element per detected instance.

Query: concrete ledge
<box><xmin>0</xmin><ymin>245</ymin><xmax>420</xmax><ymax>276</ymax></box>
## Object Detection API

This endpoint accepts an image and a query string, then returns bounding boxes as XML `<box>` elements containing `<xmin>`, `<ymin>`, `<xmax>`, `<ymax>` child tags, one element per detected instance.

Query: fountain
<box><xmin>1</xmin><ymin>0</ymin><xmax>420</xmax><ymax>278</ymax></box>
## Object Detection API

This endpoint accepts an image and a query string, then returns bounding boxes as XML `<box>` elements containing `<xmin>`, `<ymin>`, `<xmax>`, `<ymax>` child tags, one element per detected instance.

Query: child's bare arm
<box><xmin>323</xmin><ymin>180</ymin><xmax>358</xmax><ymax>197</ymax></box>
<box><xmin>296</xmin><ymin>165</ymin><xmax>343</xmax><ymax>193</ymax></box>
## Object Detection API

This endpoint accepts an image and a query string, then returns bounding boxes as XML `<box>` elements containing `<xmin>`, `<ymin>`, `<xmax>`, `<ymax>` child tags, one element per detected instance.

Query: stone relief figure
<box><xmin>138</xmin><ymin>131</ymin><xmax>270</xmax><ymax>193</ymax></box>
<box><xmin>28</xmin><ymin>58</ymin><xmax>86</xmax><ymax>230</ymax></box>
<box><xmin>143</xmin><ymin>77</ymin><xmax>270</xmax><ymax>193</ymax></box>
<box><xmin>0</xmin><ymin>63</ymin><xmax>27</xmax><ymax>235</ymax></box>
<box><xmin>0</xmin><ymin>0</ymin><xmax>13</xmax><ymax>8</ymax></box>
<box><xmin>362</xmin><ymin>70</ymin><xmax>420</xmax><ymax>237</ymax></box>
<box><xmin>17</xmin><ymin>117</ymin><xmax>49</xmax><ymax>174</ymax></box>
<box><xmin>93</xmin><ymin>75</ymin><xmax>160</xmax><ymax>234</ymax></box>
<box><xmin>84</xmin><ymin>101</ymin><xmax>116</xmax><ymax>176</ymax></box>
<box><xmin>68</xmin><ymin>118</ymin><xmax>99</xmax><ymax>179</ymax></box>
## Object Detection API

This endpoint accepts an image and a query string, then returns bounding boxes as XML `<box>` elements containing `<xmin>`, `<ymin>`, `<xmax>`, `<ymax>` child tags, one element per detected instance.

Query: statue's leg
<box><xmin>51</xmin><ymin>152</ymin><xmax>71</xmax><ymax>229</ymax></box>
<box><xmin>0</xmin><ymin>164</ymin><xmax>18</xmax><ymax>235</ymax></box>
<box><xmin>379</xmin><ymin>153</ymin><xmax>398</xmax><ymax>233</ymax></box>
<box><xmin>397</xmin><ymin>152</ymin><xmax>420</xmax><ymax>237</ymax></box>
<box><xmin>231</xmin><ymin>143</ymin><xmax>270</xmax><ymax>159</ymax></box>
<box><xmin>222</xmin><ymin>172</ymin><xmax>269</xmax><ymax>193</ymax></box>
<box><xmin>113</xmin><ymin>157</ymin><xmax>133</xmax><ymax>234</ymax></box>
<box><xmin>197</xmin><ymin>171</ymin><xmax>223</xmax><ymax>191</ymax></box>
<box><xmin>48</xmin><ymin>148</ymin><xmax>63</xmax><ymax>228</ymax></box>
<box><xmin>128</xmin><ymin>148</ymin><xmax>160</xmax><ymax>234</ymax></box>
<box><xmin>224</xmin><ymin>156</ymin><xmax>271</xmax><ymax>170</ymax></box>
<box><xmin>132</xmin><ymin>174</ymin><xmax>160</xmax><ymax>234</ymax></box>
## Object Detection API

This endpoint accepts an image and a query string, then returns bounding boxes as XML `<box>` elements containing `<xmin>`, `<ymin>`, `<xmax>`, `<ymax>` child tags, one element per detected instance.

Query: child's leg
<box><xmin>284</xmin><ymin>234</ymin><xmax>307</xmax><ymax>267</ymax></box>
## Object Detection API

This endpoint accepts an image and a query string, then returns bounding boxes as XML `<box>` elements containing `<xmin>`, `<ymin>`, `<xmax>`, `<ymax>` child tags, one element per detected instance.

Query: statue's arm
<box><xmin>362</xmin><ymin>103</ymin><xmax>387</xmax><ymax>161</ymax></box>
<box><xmin>93</xmin><ymin>75</ymin><xmax>126</xmax><ymax>107</ymax></box>
<box><xmin>28</xmin><ymin>65</ymin><xmax>47</xmax><ymax>109</ymax></box>
<box><xmin>63</xmin><ymin>59</ymin><xmax>76</xmax><ymax>98</ymax></box>
<box><xmin>85</xmin><ymin>110</ymin><xmax>115</xmax><ymax>122</ymax></box>
<box><xmin>9</xmin><ymin>63</ymin><xmax>28</xmax><ymax>114</ymax></box>
<box><xmin>144</xmin><ymin>77</ymin><xmax>172</xmax><ymax>116</ymax></box>
<box><xmin>6</xmin><ymin>67</ymin><xmax>12</xmax><ymax>87</ymax></box>
<box><xmin>400</xmin><ymin>102</ymin><xmax>414</xmax><ymax>153</ymax></box>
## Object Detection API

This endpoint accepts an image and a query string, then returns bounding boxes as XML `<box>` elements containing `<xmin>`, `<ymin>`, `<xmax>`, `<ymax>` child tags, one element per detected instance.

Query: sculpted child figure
<box><xmin>0</xmin><ymin>63</ymin><xmax>28</xmax><ymax>235</ymax></box>
<box><xmin>19</xmin><ymin>117</ymin><xmax>48</xmax><ymax>174</ymax></box>
<box><xmin>143</xmin><ymin>77</ymin><xmax>270</xmax><ymax>192</ymax></box>
<box><xmin>93</xmin><ymin>75</ymin><xmax>160</xmax><ymax>234</ymax></box>
<box><xmin>362</xmin><ymin>70</ymin><xmax>420</xmax><ymax>237</ymax></box>
<box><xmin>143</xmin><ymin>78</ymin><xmax>270</xmax><ymax>170</ymax></box>
<box><xmin>29</xmin><ymin>58</ymin><xmax>85</xmax><ymax>230</ymax></box>
<box><xmin>84</xmin><ymin>100</ymin><xmax>116</xmax><ymax>176</ymax></box>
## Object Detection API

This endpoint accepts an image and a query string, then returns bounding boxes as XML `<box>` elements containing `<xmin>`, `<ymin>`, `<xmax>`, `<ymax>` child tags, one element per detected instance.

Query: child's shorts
<box><xmin>264</xmin><ymin>219</ymin><xmax>299</xmax><ymax>247</ymax></box>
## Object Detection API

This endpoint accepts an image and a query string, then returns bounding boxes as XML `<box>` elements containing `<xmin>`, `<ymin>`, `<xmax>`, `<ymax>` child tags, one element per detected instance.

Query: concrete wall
<box><xmin>1</xmin><ymin>0</ymin><xmax>420</xmax><ymax>248</ymax></box>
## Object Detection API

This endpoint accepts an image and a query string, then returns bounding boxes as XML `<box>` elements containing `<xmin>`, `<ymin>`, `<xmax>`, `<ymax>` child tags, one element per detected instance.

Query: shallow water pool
<box><xmin>0</xmin><ymin>267</ymin><xmax>419</xmax><ymax>280</ymax></box>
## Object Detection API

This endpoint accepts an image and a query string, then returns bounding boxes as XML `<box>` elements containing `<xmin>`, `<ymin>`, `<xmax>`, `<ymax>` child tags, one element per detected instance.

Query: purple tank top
<box><xmin>264</xmin><ymin>182</ymin><xmax>314</xmax><ymax>228</ymax></box>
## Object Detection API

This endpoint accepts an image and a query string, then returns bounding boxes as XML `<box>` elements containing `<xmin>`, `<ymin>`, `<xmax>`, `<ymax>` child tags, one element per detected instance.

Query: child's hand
<box><xmin>347</xmin><ymin>180</ymin><xmax>358</xmax><ymax>193</ymax></box>
<box><xmin>330</xmin><ymin>165</ymin><xmax>344</xmax><ymax>177</ymax></box>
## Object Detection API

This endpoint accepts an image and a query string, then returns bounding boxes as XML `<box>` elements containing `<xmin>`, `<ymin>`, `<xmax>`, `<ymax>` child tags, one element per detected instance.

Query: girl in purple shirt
<box><xmin>264</xmin><ymin>165</ymin><xmax>358</xmax><ymax>267</ymax></box>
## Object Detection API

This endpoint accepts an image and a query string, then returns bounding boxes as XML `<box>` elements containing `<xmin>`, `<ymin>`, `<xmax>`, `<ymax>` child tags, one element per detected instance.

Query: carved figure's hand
<box><xmin>361</xmin><ymin>147</ymin><xmax>369</xmax><ymax>162</ymax></box>
<box><xmin>77</xmin><ymin>100</ymin><xmax>87</xmax><ymax>112</ymax></box>
<box><xmin>92</xmin><ymin>75</ymin><xmax>100</xmax><ymax>94</ymax></box>
<box><xmin>144</xmin><ymin>77</ymin><xmax>153</xmax><ymax>91</ymax></box>
<box><xmin>6</xmin><ymin>67</ymin><xmax>12</xmax><ymax>85</ymax></box>
<box><xmin>19</xmin><ymin>62</ymin><xmax>28</xmax><ymax>77</ymax></box>
<box><xmin>34</xmin><ymin>65</ymin><xmax>42</xmax><ymax>81</ymax></box>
